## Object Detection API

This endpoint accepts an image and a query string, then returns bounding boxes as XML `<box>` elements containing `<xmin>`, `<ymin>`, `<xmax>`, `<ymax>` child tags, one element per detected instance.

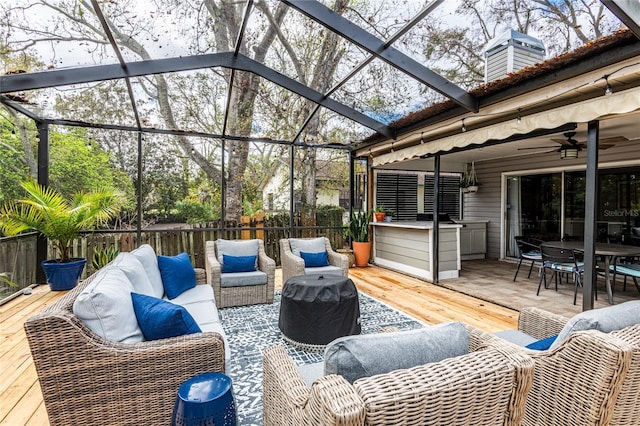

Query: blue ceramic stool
<box><xmin>171</xmin><ymin>372</ymin><xmax>236</xmax><ymax>426</ymax></box>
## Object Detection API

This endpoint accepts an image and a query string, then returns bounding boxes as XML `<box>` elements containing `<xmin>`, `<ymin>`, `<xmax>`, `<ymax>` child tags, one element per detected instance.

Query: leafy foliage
<box><xmin>91</xmin><ymin>246</ymin><xmax>120</xmax><ymax>270</ymax></box>
<box><xmin>348</xmin><ymin>209</ymin><xmax>371</xmax><ymax>242</ymax></box>
<box><xmin>0</xmin><ymin>180</ymin><xmax>123</xmax><ymax>262</ymax></box>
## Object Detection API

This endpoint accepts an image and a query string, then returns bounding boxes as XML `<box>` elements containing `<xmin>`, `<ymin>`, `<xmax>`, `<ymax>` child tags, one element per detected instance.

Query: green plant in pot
<box><xmin>0</xmin><ymin>180</ymin><xmax>122</xmax><ymax>291</ymax></box>
<box><xmin>347</xmin><ymin>209</ymin><xmax>372</xmax><ymax>267</ymax></box>
<box><xmin>373</xmin><ymin>204</ymin><xmax>386</xmax><ymax>222</ymax></box>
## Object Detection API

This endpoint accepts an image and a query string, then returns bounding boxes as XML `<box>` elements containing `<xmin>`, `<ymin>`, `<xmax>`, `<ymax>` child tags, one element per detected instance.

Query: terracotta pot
<box><xmin>352</xmin><ymin>241</ymin><xmax>372</xmax><ymax>267</ymax></box>
<box><xmin>374</xmin><ymin>212</ymin><xmax>386</xmax><ymax>222</ymax></box>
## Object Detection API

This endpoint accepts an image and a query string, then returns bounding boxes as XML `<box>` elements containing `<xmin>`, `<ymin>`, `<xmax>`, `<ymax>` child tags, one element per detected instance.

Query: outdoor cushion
<box><xmin>164</xmin><ymin>283</ymin><xmax>230</xmax><ymax>365</ymax></box>
<box><xmin>525</xmin><ymin>335</ymin><xmax>558</xmax><ymax>350</ymax></box>
<box><xmin>300</xmin><ymin>251</ymin><xmax>330</xmax><ymax>267</ymax></box>
<box><xmin>72</xmin><ymin>267</ymin><xmax>144</xmax><ymax>343</ymax></box>
<box><xmin>130</xmin><ymin>244</ymin><xmax>165</xmax><ymax>298</ymax></box>
<box><xmin>289</xmin><ymin>237</ymin><xmax>326</xmax><ymax>257</ymax></box>
<box><xmin>323</xmin><ymin>322</ymin><xmax>469</xmax><ymax>384</ymax></box>
<box><xmin>158</xmin><ymin>252</ymin><xmax>196</xmax><ymax>299</ymax></box>
<box><xmin>220</xmin><ymin>270</ymin><xmax>267</xmax><ymax>287</ymax></box>
<box><xmin>304</xmin><ymin>265</ymin><xmax>343</xmax><ymax>276</ymax></box>
<box><xmin>109</xmin><ymin>253</ymin><xmax>154</xmax><ymax>295</ymax></box>
<box><xmin>549</xmin><ymin>300</ymin><xmax>640</xmax><ymax>350</ymax></box>
<box><xmin>217</xmin><ymin>239</ymin><xmax>259</xmax><ymax>270</ymax></box>
<box><xmin>131</xmin><ymin>292</ymin><xmax>201</xmax><ymax>341</ymax></box>
<box><xmin>494</xmin><ymin>329</ymin><xmax>538</xmax><ymax>347</ymax></box>
<box><xmin>222</xmin><ymin>254</ymin><xmax>257</xmax><ymax>273</ymax></box>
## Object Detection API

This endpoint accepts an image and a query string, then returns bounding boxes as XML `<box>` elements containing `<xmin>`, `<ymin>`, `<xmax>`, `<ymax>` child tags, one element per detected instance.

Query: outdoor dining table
<box><xmin>543</xmin><ymin>241</ymin><xmax>640</xmax><ymax>304</ymax></box>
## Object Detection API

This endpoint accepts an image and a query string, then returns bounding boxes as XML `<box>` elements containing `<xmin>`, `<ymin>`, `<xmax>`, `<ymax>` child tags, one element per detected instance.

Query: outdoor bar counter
<box><xmin>371</xmin><ymin>221</ymin><xmax>463</xmax><ymax>282</ymax></box>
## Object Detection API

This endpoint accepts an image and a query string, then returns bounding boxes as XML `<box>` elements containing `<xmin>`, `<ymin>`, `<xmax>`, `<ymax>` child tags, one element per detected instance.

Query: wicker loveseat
<box><xmin>481</xmin><ymin>302</ymin><xmax>640</xmax><ymax>426</ymax></box>
<box><xmin>263</xmin><ymin>324</ymin><xmax>534</xmax><ymax>426</ymax></box>
<box><xmin>23</xmin><ymin>245</ymin><xmax>227</xmax><ymax>426</ymax></box>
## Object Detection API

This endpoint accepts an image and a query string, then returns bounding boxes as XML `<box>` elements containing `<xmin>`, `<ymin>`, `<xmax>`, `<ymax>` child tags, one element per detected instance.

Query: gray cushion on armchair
<box><xmin>289</xmin><ymin>237</ymin><xmax>326</xmax><ymax>257</ymax></box>
<box><xmin>549</xmin><ymin>300</ymin><xmax>640</xmax><ymax>350</ymax></box>
<box><xmin>220</xmin><ymin>270</ymin><xmax>267</xmax><ymax>287</ymax></box>
<box><xmin>312</xmin><ymin>322</ymin><xmax>469</xmax><ymax>384</ymax></box>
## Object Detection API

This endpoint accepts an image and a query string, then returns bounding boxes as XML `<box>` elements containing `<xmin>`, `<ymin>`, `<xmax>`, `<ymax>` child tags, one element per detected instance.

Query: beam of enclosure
<box><xmin>291</xmin><ymin>0</ymin><xmax>442</xmax><ymax>143</ymax></box>
<box><xmin>603</xmin><ymin>0</ymin><xmax>640</xmax><ymax>40</ymax></box>
<box><xmin>0</xmin><ymin>52</ymin><xmax>392</xmax><ymax>138</ymax></box>
<box><xmin>282</xmin><ymin>0</ymin><xmax>478</xmax><ymax>113</ymax></box>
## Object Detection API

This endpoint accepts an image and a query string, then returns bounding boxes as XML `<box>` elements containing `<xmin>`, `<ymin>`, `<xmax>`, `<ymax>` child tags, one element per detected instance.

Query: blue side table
<box><xmin>171</xmin><ymin>372</ymin><xmax>237</xmax><ymax>426</ymax></box>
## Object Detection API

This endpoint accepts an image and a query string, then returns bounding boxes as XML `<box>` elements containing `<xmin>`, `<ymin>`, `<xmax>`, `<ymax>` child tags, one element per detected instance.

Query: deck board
<box><xmin>2</xmin><ymin>260</ymin><xmax>638</xmax><ymax>425</ymax></box>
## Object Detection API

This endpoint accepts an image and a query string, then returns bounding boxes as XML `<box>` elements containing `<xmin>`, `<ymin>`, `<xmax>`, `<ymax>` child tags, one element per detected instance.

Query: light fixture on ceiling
<box><xmin>461</xmin><ymin>118</ymin><xmax>466</xmax><ymax>132</ymax></box>
<box><xmin>560</xmin><ymin>146</ymin><xmax>579</xmax><ymax>159</ymax></box>
<box><xmin>604</xmin><ymin>75</ymin><xmax>613</xmax><ymax>96</ymax></box>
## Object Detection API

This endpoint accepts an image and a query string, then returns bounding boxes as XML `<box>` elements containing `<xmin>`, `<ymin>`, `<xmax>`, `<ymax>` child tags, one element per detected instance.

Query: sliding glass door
<box><xmin>506</xmin><ymin>167</ymin><xmax>640</xmax><ymax>258</ymax></box>
<box><xmin>505</xmin><ymin>173</ymin><xmax>562</xmax><ymax>257</ymax></box>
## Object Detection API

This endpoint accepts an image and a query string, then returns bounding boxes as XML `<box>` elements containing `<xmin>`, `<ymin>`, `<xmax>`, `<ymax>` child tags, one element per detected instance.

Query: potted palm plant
<box><xmin>347</xmin><ymin>209</ymin><xmax>372</xmax><ymax>267</ymax></box>
<box><xmin>0</xmin><ymin>180</ymin><xmax>122</xmax><ymax>290</ymax></box>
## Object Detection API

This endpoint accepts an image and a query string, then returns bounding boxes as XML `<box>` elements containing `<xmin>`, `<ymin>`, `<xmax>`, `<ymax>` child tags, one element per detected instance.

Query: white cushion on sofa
<box><xmin>110</xmin><ymin>253</ymin><xmax>154</xmax><ymax>295</ymax></box>
<box><xmin>130</xmin><ymin>244</ymin><xmax>164</xmax><ymax>298</ymax></box>
<box><xmin>72</xmin><ymin>267</ymin><xmax>144</xmax><ymax>343</ymax></box>
<box><xmin>289</xmin><ymin>237</ymin><xmax>326</xmax><ymax>257</ymax></box>
<box><xmin>168</xmin><ymin>284</ymin><xmax>230</xmax><ymax>363</ymax></box>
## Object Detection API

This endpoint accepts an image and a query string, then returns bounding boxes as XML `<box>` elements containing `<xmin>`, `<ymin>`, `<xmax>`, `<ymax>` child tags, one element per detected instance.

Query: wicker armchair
<box><xmin>23</xmin><ymin>271</ymin><xmax>225</xmax><ymax>426</ymax></box>
<box><xmin>205</xmin><ymin>239</ymin><xmax>276</xmax><ymax>308</ymax></box>
<box><xmin>280</xmin><ymin>237</ymin><xmax>349</xmax><ymax>284</ymax></box>
<box><xmin>480</xmin><ymin>307</ymin><xmax>639</xmax><ymax>426</ymax></box>
<box><xmin>262</xmin><ymin>326</ymin><xmax>534</xmax><ymax>426</ymax></box>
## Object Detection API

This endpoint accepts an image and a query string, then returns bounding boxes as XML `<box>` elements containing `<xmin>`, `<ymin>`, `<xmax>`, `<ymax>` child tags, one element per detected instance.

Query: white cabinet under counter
<box><xmin>371</xmin><ymin>221</ymin><xmax>462</xmax><ymax>282</ymax></box>
<box><xmin>455</xmin><ymin>220</ymin><xmax>489</xmax><ymax>260</ymax></box>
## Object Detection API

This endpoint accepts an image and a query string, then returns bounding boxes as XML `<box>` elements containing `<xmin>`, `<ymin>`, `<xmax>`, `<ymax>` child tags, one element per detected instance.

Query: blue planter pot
<box><xmin>41</xmin><ymin>258</ymin><xmax>87</xmax><ymax>291</ymax></box>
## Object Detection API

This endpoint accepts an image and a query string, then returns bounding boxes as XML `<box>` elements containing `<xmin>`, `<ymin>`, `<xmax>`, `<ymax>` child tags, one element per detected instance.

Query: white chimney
<box><xmin>484</xmin><ymin>30</ymin><xmax>545</xmax><ymax>83</ymax></box>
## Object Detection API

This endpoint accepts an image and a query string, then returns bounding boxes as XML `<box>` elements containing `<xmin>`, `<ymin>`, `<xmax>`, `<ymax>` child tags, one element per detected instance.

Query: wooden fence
<box><xmin>1</xmin><ymin>215</ymin><xmax>347</xmax><ymax>299</ymax></box>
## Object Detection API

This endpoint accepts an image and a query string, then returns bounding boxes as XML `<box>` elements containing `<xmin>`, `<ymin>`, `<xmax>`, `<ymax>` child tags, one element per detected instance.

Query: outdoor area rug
<box><xmin>219</xmin><ymin>290</ymin><xmax>425</xmax><ymax>425</ymax></box>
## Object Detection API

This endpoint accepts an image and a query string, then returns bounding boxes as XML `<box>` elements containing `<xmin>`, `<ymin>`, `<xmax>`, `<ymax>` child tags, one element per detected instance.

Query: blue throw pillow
<box><xmin>222</xmin><ymin>254</ymin><xmax>257</xmax><ymax>273</ymax></box>
<box><xmin>157</xmin><ymin>252</ymin><xmax>196</xmax><ymax>299</ymax></box>
<box><xmin>130</xmin><ymin>293</ymin><xmax>201</xmax><ymax>341</ymax></box>
<box><xmin>525</xmin><ymin>335</ymin><xmax>558</xmax><ymax>350</ymax></box>
<box><xmin>300</xmin><ymin>251</ymin><xmax>330</xmax><ymax>267</ymax></box>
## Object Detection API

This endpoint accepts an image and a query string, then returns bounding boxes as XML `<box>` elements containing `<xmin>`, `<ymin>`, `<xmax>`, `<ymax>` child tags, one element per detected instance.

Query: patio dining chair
<box><xmin>610</xmin><ymin>257</ymin><xmax>640</xmax><ymax>295</ymax></box>
<box><xmin>537</xmin><ymin>244</ymin><xmax>584</xmax><ymax>305</ymax></box>
<box><xmin>513</xmin><ymin>236</ymin><xmax>543</xmax><ymax>281</ymax></box>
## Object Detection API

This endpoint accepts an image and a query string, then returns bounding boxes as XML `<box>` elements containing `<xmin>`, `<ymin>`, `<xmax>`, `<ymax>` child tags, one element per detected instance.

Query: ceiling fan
<box><xmin>518</xmin><ymin>132</ymin><xmax>627</xmax><ymax>158</ymax></box>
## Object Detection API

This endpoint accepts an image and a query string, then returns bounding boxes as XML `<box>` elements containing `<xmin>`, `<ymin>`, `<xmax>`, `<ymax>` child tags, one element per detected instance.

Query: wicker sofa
<box><xmin>23</xmin><ymin>245</ymin><xmax>227</xmax><ymax>426</ymax></box>
<box><xmin>280</xmin><ymin>237</ymin><xmax>349</xmax><ymax>283</ymax></box>
<box><xmin>205</xmin><ymin>238</ymin><xmax>276</xmax><ymax>308</ymax></box>
<box><xmin>482</xmin><ymin>302</ymin><xmax>640</xmax><ymax>426</ymax></box>
<box><xmin>263</xmin><ymin>324</ymin><xmax>535</xmax><ymax>426</ymax></box>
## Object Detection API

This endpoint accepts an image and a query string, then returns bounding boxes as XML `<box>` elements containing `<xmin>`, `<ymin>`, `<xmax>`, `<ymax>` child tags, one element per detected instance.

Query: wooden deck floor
<box><xmin>2</xmin><ymin>259</ymin><xmax>638</xmax><ymax>425</ymax></box>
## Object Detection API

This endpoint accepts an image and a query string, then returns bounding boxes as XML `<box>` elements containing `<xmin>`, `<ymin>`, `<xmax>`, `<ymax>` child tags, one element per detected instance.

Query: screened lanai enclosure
<box><xmin>1</xmin><ymin>0</ymin><xmax>639</xmax><ymax>302</ymax></box>
<box><xmin>0</xmin><ymin>0</ymin><xmax>482</xmax><ymax>297</ymax></box>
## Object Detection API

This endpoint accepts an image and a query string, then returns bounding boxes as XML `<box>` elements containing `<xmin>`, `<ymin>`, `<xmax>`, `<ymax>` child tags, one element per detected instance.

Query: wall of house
<box><xmin>462</xmin><ymin>139</ymin><xmax>640</xmax><ymax>260</ymax></box>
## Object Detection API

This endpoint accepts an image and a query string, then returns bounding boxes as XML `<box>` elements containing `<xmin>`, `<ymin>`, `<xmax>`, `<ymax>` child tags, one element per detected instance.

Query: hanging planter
<box><xmin>461</xmin><ymin>162</ymin><xmax>479</xmax><ymax>193</ymax></box>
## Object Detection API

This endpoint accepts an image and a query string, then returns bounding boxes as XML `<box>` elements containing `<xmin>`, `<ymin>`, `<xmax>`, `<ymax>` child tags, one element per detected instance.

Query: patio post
<box><xmin>221</xmin><ymin>139</ymin><xmax>226</xmax><ymax>232</ymax></box>
<box><xmin>36</xmin><ymin>121</ymin><xmax>49</xmax><ymax>284</ymax></box>
<box><xmin>136</xmin><ymin>131</ymin><xmax>142</xmax><ymax>245</ymax></box>
<box><xmin>433</xmin><ymin>154</ymin><xmax>440</xmax><ymax>283</ymax></box>
<box><xmin>582</xmin><ymin>120</ymin><xmax>599</xmax><ymax>311</ymax></box>
<box><xmin>289</xmin><ymin>144</ymin><xmax>294</xmax><ymax>237</ymax></box>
